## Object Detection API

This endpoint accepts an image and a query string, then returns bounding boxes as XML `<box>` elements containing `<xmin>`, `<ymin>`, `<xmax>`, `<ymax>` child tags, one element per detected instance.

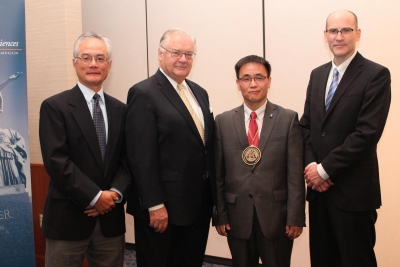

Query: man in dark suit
<box><xmin>39</xmin><ymin>32</ymin><xmax>130</xmax><ymax>267</ymax></box>
<box><xmin>300</xmin><ymin>10</ymin><xmax>391</xmax><ymax>267</ymax></box>
<box><xmin>215</xmin><ymin>55</ymin><xmax>305</xmax><ymax>267</ymax></box>
<box><xmin>125</xmin><ymin>28</ymin><xmax>215</xmax><ymax>267</ymax></box>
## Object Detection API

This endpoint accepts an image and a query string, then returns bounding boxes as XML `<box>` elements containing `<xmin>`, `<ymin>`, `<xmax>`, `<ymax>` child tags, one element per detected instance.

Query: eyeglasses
<box><xmin>160</xmin><ymin>46</ymin><xmax>196</xmax><ymax>60</ymax></box>
<box><xmin>238</xmin><ymin>75</ymin><xmax>268</xmax><ymax>84</ymax></box>
<box><xmin>325</xmin><ymin>28</ymin><xmax>356</xmax><ymax>36</ymax></box>
<box><xmin>74</xmin><ymin>54</ymin><xmax>109</xmax><ymax>64</ymax></box>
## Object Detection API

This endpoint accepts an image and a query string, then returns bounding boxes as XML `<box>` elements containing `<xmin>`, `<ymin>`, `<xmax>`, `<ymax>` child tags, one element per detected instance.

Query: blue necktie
<box><xmin>93</xmin><ymin>94</ymin><xmax>106</xmax><ymax>162</ymax></box>
<box><xmin>325</xmin><ymin>68</ymin><xmax>339</xmax><ymax>111</ymax></box>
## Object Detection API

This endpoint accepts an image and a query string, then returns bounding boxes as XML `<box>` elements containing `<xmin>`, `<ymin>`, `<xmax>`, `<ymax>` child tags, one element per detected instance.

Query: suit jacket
<box><xmin>39</xmin><ymin>85</ymin><xmax>130</xmax><ymax>240</ymax></box>
<box><xmin>300</xmin><ymin>52</ymin><xmax>391</xmax><ymax>211</ymax></box>
<box><xmin>215</xmin><ymin>102</ymin><xmax>305</xmax><ymax>240</ymax></box>
<box><xmin>125</xmin><ymin>69</ymin><xmax>215</xmax><ymax>226</ymax></box>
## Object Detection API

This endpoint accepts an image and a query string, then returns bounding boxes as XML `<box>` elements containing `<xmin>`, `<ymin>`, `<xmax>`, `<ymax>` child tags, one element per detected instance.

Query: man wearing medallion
<box><xmin>215</xmin><ymin>55</ymin><xmax>305</xmax><ymax>267</ymax></box>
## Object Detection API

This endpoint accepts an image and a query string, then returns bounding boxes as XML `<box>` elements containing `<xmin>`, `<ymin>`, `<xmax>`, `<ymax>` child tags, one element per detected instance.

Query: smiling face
<box><xmin>324</xmin><ymin>10</ymin><xmax>361</xmax><ymax>66</ymax></box>
<box><xmin>237</xmin><ymin>62</ymin><xmax>271</xmax><ymax>111</ymax></box>
<box><xmin>158</xmin><ymin>32</ymin><xmax>195</xmax><ymax>84</ymax></box>
<box><xmin>73</xmin><ymin>37</ymin><xmax>112</xmax><ymax>92</ymax></box>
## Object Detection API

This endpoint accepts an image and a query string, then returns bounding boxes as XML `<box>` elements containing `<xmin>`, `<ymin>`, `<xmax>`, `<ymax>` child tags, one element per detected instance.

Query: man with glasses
<box><xmin>125</xmin><ymin>28</ymin><xmax>215</xmax><ymax>267</ymax></box>
<box><xmin>215</xmin><ymin>55</ymin><xmax>305</xmax><ymax>267</ymax></box>
<box><xmin>39</xmin><ymin>32</ymin><xmax>130</xmax><ymax>266</ymax></box>
<box><xmin>300</xmin><ymin>10</ymin><xmax>391</xmax><ymax>267</ymax></box>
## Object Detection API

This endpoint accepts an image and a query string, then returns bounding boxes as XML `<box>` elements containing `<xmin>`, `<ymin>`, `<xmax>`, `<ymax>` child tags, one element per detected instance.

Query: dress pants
<box><xmin>134</xmin><ymin>215</ymin><xmax>211</xmax><ymax>267</ymax></box>
<box><xmin>45</xmin><ymin>220</ymin><xmax>125</xmax><ymax>267</ymax></box>
<box><xmin>227</xmin><ymin>207</ymin><xmax>293</xmax><ymax>267</ymax></box>
<box><xmin>309</xmin><ymin>191</ymin><xmax>378</xmax><ymax>267</ymax></box>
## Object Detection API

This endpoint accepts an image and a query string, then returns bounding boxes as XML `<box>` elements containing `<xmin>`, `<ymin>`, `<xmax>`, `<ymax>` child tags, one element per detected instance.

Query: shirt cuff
<box><xmin>317</xmin><ymin>164</ymin><xmax>330</xmax><ymax>180</ymax></box>
<box><xmin>90</xmin><ymin>190</ymin><xmax>102</xmax><ymax>207</ymax></box>
<box><xmin>110</xmin><ymin>187</ymin><xmax>123</xmax><ymax>203</ymax></box>
<box><xmin>148</xmin><ymin>204</ymin><xmax>165</xmax><ymax>212</ymax></box>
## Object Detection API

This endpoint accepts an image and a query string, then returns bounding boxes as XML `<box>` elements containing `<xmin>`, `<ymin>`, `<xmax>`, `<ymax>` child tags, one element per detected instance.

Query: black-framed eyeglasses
<box><xmin>325</xmin><ymin>28</ymin><xmax>356</xmax><ymax>35</ymax></box>
<box><xmin>238</xmin><ymin>75</ymin><xmax>268</xmax><ymax>84</ymax></box>
<box><xmin>74</xmin><ymin>53</ymin><xmax>109</xmax><ymax>64</ymax></box>
<box><xmin>160</xmin><ymin>46</ymin><xmax>196</xmax><ymax>60</ymax></box>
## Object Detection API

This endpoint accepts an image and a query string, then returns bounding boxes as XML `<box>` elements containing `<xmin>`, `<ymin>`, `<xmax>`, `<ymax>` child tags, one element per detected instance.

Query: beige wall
<box><xmin>27</xmin><ymin>0</ymin><xmax>400</xmax><ymax>265</ymax></box>
<box><xmin>26</xmin><ymin>0</ymin><xmax>82</xmax><ymax>163</ymax></box>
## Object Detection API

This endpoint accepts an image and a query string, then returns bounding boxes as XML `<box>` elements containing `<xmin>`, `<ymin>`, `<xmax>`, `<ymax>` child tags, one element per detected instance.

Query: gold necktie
<box><xmin>177</xmin><ymin>84</ymin><xmax>205</xmax><ymax>144</ymax></box>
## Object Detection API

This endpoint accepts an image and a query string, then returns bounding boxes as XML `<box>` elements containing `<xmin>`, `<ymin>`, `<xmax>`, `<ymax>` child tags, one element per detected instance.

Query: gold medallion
<box><xmin>242</xmin><ymin>145</ymin><xmax>261</xmax><ymax>165</ymax></box>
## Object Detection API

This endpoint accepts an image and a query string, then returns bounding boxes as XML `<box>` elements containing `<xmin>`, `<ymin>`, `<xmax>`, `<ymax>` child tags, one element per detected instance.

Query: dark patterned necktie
<box><xmin>93</xmin><ymin>94</ymin><xmax>106</xmax><ymax>161</ymax></box>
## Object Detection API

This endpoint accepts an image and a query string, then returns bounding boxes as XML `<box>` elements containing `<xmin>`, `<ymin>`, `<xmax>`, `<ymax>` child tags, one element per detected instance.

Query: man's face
<box><xmin>158</xmin><ymin>32</ymin><xmax>195</xmax><ymax>84</ymax></box>
<box><xmin>324</xmin><ymin>10</ymin><xmax>361</xmax><ymax>66</ymax></box>
<box><xmin>73</xmin><ymin>37</ymin><xmax>112</xmax><ymax>92</ymax></box>
<box><xmin>236</xmin><ymin>62</ymin><xmax>271</xmax><ymax>110</ymax></box>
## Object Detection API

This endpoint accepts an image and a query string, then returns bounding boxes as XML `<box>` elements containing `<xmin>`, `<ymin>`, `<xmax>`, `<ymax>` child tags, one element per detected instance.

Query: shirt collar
<box><xmin>78</xmin><ymin>82</ymin><xmax>105</xmax><ymax>104</ymax></box>
<box><xmin>331</xmin><ymin>50</ymin><xmax>357</xmax><ymax>74</ymax></box>
<box><xmin>243</xmin><ymin>100</ymin><xmax>267</xmax><ymax>121</ymax></box>
<box><xmin>159</xmin><ymin>67</ymin><xmax>189</xmax><ymax>89</ymax></box>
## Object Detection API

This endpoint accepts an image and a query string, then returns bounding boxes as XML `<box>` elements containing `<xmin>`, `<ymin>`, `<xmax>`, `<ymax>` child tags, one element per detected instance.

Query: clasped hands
<box><xmin>304</xmin><ymin>164</ymin><xmax>333</xmax><ymax>192</ymax></box>
<box><xmin>84</xmin><ymin>190</ymin><xmax>120</xmax><ymax>217</ymax></box>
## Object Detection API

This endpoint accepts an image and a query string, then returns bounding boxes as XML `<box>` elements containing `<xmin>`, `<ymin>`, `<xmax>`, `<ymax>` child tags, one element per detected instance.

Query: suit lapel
<box><xmin>318</xmin><ymin>63</ymin><xmax>331</xmax><ymax>114</ymax></box>
<box><xmin>232</xmin><ymin>105</ymin><xmax>248</xmax><ymax>150</ymax></box>
<box><xmin>325</xmin><ymin>53</ymin><xmax>363</xmax><ymax>118</ymax></box>
<box><xmin>258</xmin><ymin>101</ymin><xmax>277</xmax><ymax>153</ymax></box>
<box><xmin>70</xmin><ymin>86</ymin><xmax>104</xmax><ymax>171</ymax></box>
<box><xmin>156</xmin><ymin>70</ymin><xmax>204</xmax><ymax>145</ymax></box>
<box><xmin>103</xmin><ymin>94</ymin><xmax>120</xmax><ymax>176</ymax></box>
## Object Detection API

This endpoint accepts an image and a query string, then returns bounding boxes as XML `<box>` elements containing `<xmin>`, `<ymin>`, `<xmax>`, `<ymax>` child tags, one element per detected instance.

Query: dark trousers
<box><xmin>227</xmin><ymin>207</ymin><xmax>293</xmax><ymax>267</ymax></box>
<box><xmin>309</xmin><ymin>192</ymin><xmax>378</xmax><ymax>267</ymax></box>
<box><xmin>134</xmin><ymin>215</ymin><xmax>211</xmax><ymax>267</ymax></box>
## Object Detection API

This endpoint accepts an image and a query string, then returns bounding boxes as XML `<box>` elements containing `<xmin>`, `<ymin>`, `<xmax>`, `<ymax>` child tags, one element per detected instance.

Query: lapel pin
<box><xmin>270</xmin><ymin>114</ymin><xmax>273</xmax><ymax>118</ymax></box>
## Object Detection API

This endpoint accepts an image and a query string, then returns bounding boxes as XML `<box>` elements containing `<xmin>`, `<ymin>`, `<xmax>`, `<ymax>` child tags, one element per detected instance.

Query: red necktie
<box><xmin>247</xmin><ymin>112</ymin><xmax>259</xmax><ymax>147</ymax></box>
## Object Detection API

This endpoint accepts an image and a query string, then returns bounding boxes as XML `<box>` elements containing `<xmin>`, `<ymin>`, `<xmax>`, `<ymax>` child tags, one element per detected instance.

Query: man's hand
<box><xmin>304</xmin><ymin>164</ymin><xmax>326</xmax><ymax>189</ymax></box>
<box><xmin>286</xmin><ymin>225</ymin><xmax>303</xmax><ymax>240</ymax></box>
<box><xmin>216</xmin><ymin>224</ymin><xmax>231</xmax><ymax>237</ymax></box>
<box><xmin>149</xmin><ymin>206</ymin><xmax>168</xmax><ymax>233</ymax></box>
<box><xmin>94</xmin><ymin>190</ymin><xmax>119</xmax><ymax>215</ymax></box>
<box><xmin>315</xmin><ymin>178</ymin><xmax>334</xmax><ymax>192</ymax></box>
<box><xmin>84</xmin><ymin>205</ymin><xmax>99</xmax><ymax>217</ymax></box>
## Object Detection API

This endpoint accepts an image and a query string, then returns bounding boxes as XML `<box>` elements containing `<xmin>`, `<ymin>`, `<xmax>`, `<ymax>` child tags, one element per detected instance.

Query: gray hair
<box><xmin>73</xmin><ymin>31</ymin><xmax>112</xmax><ymax>61</ymax></box>
<box><xmin>159</xmin><ymin>28</ymin><xmax>196</xmax><ymax>52</ymax></box>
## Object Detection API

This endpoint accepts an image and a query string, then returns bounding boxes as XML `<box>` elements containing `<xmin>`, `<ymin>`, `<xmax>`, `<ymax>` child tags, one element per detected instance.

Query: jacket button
<box><xmin>321</xmin><ymin>132</ymin><xmax>326</xmax><ymax>136</ymax></box>
<box><xmin>249</xmin><ymin>194</ymin><xmax>253</xmax><ymax>198</ymax></box>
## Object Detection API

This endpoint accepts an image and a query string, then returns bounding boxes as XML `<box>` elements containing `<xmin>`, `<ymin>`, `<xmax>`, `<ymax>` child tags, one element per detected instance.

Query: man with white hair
<box><xmin>126</xmin><ymin>28</ymin><xmax>215</xmax><ymax>267</ymax></box>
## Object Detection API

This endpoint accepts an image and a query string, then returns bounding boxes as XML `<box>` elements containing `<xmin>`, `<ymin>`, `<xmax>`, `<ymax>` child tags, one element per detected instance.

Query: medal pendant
<box><xmin>242</xmin><ymin>145</ymin><xmax>261</xmax><ymax>165</ymax></box>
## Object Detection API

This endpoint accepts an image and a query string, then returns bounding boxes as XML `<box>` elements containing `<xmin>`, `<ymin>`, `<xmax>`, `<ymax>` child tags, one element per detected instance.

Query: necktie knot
<box><xmin>93</xmin><ymin>93</ymin><xmax>100</xmax><ymax>101</ymax></box>
<box><xmin>333</xmin><ymin>68</ymin><xmax>339</xmax><ymax>77</ymax></box>
<box><xmin>250</xmin><ymin>111</ymin><xmax>257</xmax><ymax>120</ymax></box>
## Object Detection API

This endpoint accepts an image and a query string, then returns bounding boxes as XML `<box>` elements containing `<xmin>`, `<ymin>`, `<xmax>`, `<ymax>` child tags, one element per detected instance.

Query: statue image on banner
<box><xmin>0</xmin><ymin>1</ymin><xmax>36</xmax><ymax>265</ymax></box>
<box><xmin>0</xmin><ymin>72</ymin><xmax>27</xmax><ymax>195</ymax></box>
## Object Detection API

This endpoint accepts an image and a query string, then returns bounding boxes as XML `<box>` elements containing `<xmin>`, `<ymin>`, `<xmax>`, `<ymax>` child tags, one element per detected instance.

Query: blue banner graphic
<box><xmin>0</xmin><ymin>0</ymin><xmax>36</xmax><ymax>266</ymax></box>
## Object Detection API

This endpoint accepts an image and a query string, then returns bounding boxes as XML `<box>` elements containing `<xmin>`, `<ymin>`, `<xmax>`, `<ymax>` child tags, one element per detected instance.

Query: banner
<box><xmin>0</xmin><ymin>0</ymin><xmax>36</xmax><ymax>266</ymax></box>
